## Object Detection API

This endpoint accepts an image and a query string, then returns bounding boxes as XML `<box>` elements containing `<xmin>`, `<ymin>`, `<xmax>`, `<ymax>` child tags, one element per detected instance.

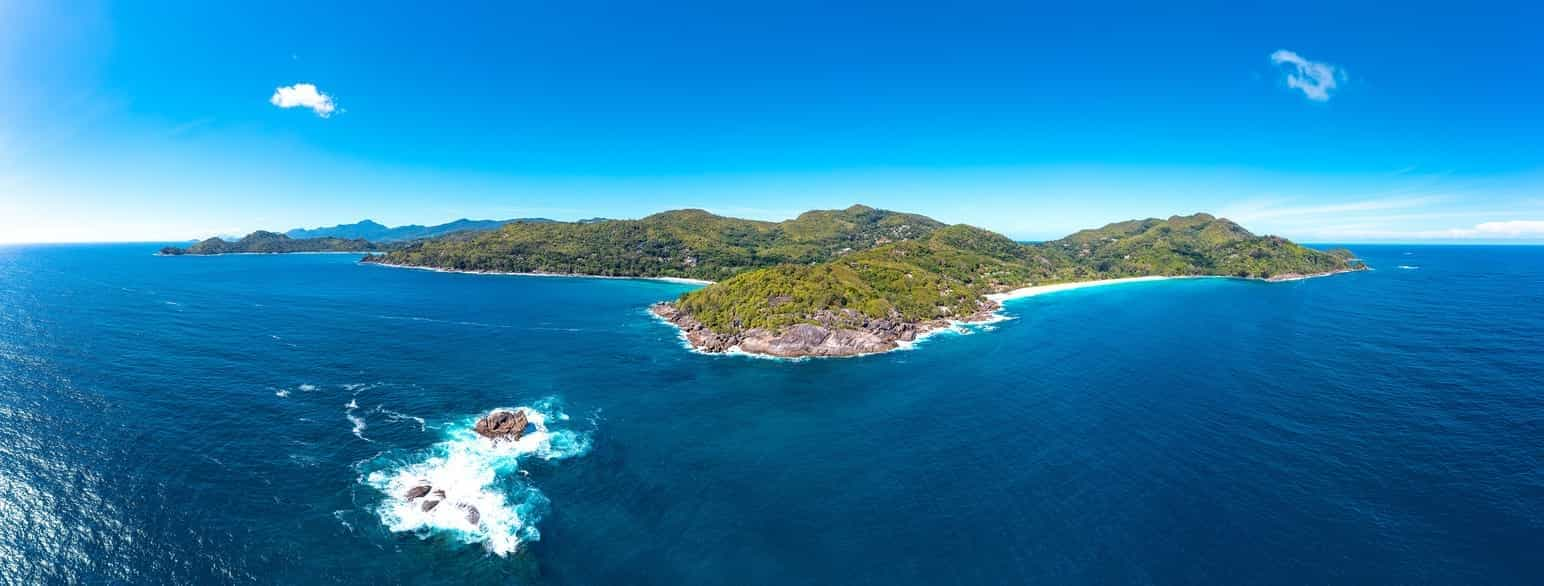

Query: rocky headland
<box><xmin>651</xmin><ymin>299</ymin><xmax>1001</xmax><ymax>358</ymax></box>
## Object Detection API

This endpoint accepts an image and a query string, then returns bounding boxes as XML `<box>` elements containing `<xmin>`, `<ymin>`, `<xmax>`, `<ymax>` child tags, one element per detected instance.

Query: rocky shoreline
<box><xmin>650</xmin><ymin>300</ymin><xmax>1002</xmax><ymax>358</ymax></box>
<box><xmin>1261</xmin><ymin>267</ymin><xmax>1367</xmax><ymax>282</ymax></box>
<box><xmin>654</xmin><ymin>266</ymin><xmax>1368</xmax><ymax>359</ymax></box>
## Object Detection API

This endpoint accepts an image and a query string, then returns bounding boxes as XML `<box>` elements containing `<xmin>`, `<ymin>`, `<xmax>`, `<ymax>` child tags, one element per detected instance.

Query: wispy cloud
<box><xmin>165</xmin><ymin>117</ymin><xmax>214</xmax><ymax>137</ymax></box>
<box><xmin>1457</xmin><ymin>220</ymin><xmax>1544</xmax><ymax>238</ymax></box>
<box><xmin>1302</xmin><ymin>220</ymin><xmax>1544</xmax><ymax>241</ymax></box>
<box><xmin>1270</xmin><ymin>50</ymin><xmax>1343</xmax><ymax>102</ymax></box>
<box><xmin>1221</xmin><ymin>195</ymin><xmax>1444</xmax><ymax>223</ymax></box>
<box><xmin>270</xmin><ymin>83</ymin><xmax>336</xmax><ymax>117</ymax></box>
<box><xmin>1215</xmin><ymin>183</ymin><xmax>1543</xmax><ymax>241</ymax></box>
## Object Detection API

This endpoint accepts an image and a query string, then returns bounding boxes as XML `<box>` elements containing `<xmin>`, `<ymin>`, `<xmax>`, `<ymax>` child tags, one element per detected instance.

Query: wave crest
<box><xmin>361</xmin><ymin>399</ymin><xmax>591</xmax><ymax>556</ymax></box>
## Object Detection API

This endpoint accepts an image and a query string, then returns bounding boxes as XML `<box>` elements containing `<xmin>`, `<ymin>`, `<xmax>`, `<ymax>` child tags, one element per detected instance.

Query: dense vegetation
<box><xmin>361</xmin><ymin>205</ymin><xmax>1361</xmax><ymax>335</ymax></box>
<box><xmin>1043</xmin><ymin>213</ymin><xmax>1359</xmax><ymax>279</ymax></box>
<box><xmin>364</xmin><ymin>205</ymin><xmax>944</xmax><ymax>281</ymax></box>
<box><xmin>676</xmin><ymin>233</ymin><xmax>1049</xmax><ymax>331</ymax></box>
<box><xmin>160</xmin><ymin>231</ymin><xmax>379</xmax><ymax>255</ymax></box>
<box><xmin>674</xmin><ymin>212</ymin><xmax>1363</xmax><ymax>332</ymax></box>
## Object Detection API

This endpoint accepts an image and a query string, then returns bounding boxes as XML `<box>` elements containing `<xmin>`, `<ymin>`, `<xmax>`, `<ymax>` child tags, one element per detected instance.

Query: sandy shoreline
<box><xmin>389</xmin><ymin>259</ymin><xmax>1364</xmax><ymax>359</ymax></box>
<box><xmin>363</xmin><ymin>260</ymin><xmax>716</xmax><ymax>286</ymax></box>
<box><xmin>661</xmin><ymin>268</ymin><xmax>1363</xmax><ymax>360</ymax></box>
<box><xmin>985</xmin><ymin>276</ymin><xmax>1192</xmax><ymax>303</ymax></box>
<box><xmin>985</xmin><ymin>268</ymin><xmax>1362</xmax><ymax>303</ymax></box>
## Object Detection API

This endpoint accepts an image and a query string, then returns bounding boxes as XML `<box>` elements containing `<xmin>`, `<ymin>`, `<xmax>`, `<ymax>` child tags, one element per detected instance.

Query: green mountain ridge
<box><xmin>364</xmin><ymin>204</ymin><xmax>946</xmax><ymax>281</ymax></box>
<box><xmin>359</xmin><ymin>205</ymin><xmax>1363</xmax><ymax>353</ymax></box>
<box><xmin>159</xmin><ymin>231</ymin><xmax>378</xmax><ymax>255</ymax></box>
<box><xmin>285</xmin><ymin>217</ymin><xmax>553</xmax><ymax>242</ymax></box>
<box><xmin>671</xmin><ymin>211</ymin><xmax>1362</xmax><ymax>336</ymax></box>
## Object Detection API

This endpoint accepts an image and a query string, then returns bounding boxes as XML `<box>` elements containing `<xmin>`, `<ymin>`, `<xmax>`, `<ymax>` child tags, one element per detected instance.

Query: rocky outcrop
<box><xmin>651</xmin><ymin>299</ymin><xmax>1002</xmax><ymax>358</ymax></box>
<box><xmin>1263</xmin><ymin>266</ymin><xmax>1368</xmax><ymax>282</ymax></box>
<box><xmin>649</xmin><ymin>303</ymin><xmax>743</xmax><ymax>353</ymax></box>
<box><xmin>402</xmin><ymin>483</ymin><xmax>479</xmax><ymax>525</ymax></box>
<box><xmin>404</xmin><ymin>484</ymin><xmax>433</xmax><ymax>500</ymax></box>
<box><xmin>459</xmin><ymin>504</ymin><xmax>480</xmax><ymax>525</ymax></box>
<box><xmin>735</xmin><ymin>324</ymin><xmax>896</xmax><ymax>357</ymax></box>
<box><xmin>474</xmin><ymin>409</ymin><xmax>529</xmax><ymax>441</ymax></box>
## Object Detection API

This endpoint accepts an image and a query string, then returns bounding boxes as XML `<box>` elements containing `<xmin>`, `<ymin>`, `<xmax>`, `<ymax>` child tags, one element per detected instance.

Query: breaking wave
<box><xmin>345</xmin><ymin>399</ymin><xmax>370</xmax><ymax>442</ymax></box>
<box><xmin>360</xmin><ymin>399</ymin><xmax>591</xmax><ymax>556</ymax></box>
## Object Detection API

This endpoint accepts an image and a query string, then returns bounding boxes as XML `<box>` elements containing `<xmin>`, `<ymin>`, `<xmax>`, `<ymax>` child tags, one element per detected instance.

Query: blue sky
<box><xmin>2</xmin><ymin>0</ymin><xmax>1541</xmax><ymax>243</ymax></box>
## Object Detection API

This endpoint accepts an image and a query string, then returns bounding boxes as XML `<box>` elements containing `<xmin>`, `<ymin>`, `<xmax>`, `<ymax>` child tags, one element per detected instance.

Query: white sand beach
<box><xmin>986</xmin><ymin>276</ymin><xmax>1187</xmax><ymax>303</ymax></box>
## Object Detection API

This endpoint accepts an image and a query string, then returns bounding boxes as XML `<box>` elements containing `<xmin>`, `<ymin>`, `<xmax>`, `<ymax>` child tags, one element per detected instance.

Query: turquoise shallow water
<box><xmin>1</xmin><ymin>244</ymin><xmax>1541</xmax><ymax>584</ymax></box>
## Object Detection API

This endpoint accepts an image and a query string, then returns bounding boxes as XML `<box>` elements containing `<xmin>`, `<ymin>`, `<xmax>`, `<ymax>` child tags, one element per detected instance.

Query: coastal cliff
<box><xmin>652</xmin><ymin>301</ymin><xmax>1002</xmax><ymax>357</ymax></box>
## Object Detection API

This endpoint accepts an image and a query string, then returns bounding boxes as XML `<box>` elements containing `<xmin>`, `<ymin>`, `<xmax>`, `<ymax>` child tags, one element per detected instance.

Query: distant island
<box><xmin>359</xmin><ymin>205</ymin><xmax>1365</xmax><ymax>358</ymax></box>
<box><xmin>285</xmin><ymin>217</ymin><xmax>553</xmax><ymax>243</ymax></box>
<box><xmin>158</xmin><ymin>217</ymin><xmax>551</xmax><ymax>255</ymax></box>
<box><xmin>159</xmin><ymin>231</ymin><xmax>379</xmax><ymax>255</ymax></box>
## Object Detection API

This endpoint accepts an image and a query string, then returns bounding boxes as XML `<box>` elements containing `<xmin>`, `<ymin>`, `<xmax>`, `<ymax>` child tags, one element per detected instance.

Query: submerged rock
<box><xmin>459</xmin><ymin>503</ymin><xmax>480</xmax><ymax>526</ymax></box>
<box><xmin>474</xmin><ymin>409</ymin><xmax>529</xmax><ymax>440</ymax></box>
<box><xmin>404</xmin><ymin>484</ymin><xmax>432</xmax><ymax>500</ymax></box>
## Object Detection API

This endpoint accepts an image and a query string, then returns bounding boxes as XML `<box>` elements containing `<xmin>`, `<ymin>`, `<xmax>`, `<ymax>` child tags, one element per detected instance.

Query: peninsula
<box><xmin>159</xmin><ymin>231</ymin><xmax>379</xmax><ymax>255</ymax></box>
<box><xmin>361</xmin><ymin>205</ymin><xmax>1365</xmax><ymax>358</ymax></box>
<box><xmin>158</xmin><ymin>217</ymin><xmax>543</xmax><ymax>255</ymax></box>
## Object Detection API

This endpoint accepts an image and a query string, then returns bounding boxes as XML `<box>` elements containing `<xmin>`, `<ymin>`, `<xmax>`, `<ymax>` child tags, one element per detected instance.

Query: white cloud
<box><xmin>1463</xmin><ymin>220</ymin><xmax>1544</xmax><ymax>237</ymax></box>
<box><xmin>269</xmin><ymin>83</ymin><xmax>336</xmax><ymax>117</ymax></box>
<box><xmin>1270</xmin><ymin>50</ymin><xmax>1343</xmax><ymax>102</ymax></box>
<box><xmin>1221</xmin><ymin>195</ymin><xmax>1444</xmax><ymax>223</ymax></box>
<box><xmin>1295</xmin><ymin>220</ymin><xmax>1544</xmax><ymax>241</ymax></box>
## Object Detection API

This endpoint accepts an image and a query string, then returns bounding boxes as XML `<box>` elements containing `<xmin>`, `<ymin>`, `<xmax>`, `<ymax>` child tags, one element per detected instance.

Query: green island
<box><xmin>360</xmin><ymin>205</ymin><xmax>1365</xmax><ymax>358</ymax></box>
<box><xmin>159</xmin><ymin>231</ymin><xmax>380</xmax><ymax>255</ymax></box>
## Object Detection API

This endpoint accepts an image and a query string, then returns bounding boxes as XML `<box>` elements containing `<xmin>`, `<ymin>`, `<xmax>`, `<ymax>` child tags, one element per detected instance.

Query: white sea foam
<box><xmin>298</xmin><ymin>384</ymin><xmax>317</xmax><ymax>392</ymax></box>
<box><xmin>375</xmin><ymin>314</ymin><xmax>516</xmax><ymax>329</ymax></box>
<box><xmin>333</xmin><ymin>510</ymin><xmax>355</xmax><ymax>533</ymax></box>
<box><xmin>374</xmin><ymin>406</ymin><xmax>427</xmax><ymax>432</ymax></box>
<box><xmin>1398</xmin><ymin>265</ymin><xmax>1420</xmax><ymax>270</ymax></box>
<box><xmin>363</xmin><ymin>401</ymin><xmax>591</xmax><ymax>556</ymax></box>
<box><xmin>891</xmin><ymin>318</ymin><xmax>1003</xmax><ymax>352</ymax></box>
<box><xmin>275</xmin><ymin>389</ymin><xmax>291</xmax><ymax>398</ymax></box>
<box><xmin>345</xmin><ymin>399</ymin><xmax>371</xmax><ymax>441</ymax></box>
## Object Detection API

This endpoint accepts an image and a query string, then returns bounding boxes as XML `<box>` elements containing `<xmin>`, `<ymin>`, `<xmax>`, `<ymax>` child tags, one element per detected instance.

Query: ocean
<box><xmin>0</xmin><ymin>243</ymin><xmax>1540</xmax><ymax>584</ymax></box>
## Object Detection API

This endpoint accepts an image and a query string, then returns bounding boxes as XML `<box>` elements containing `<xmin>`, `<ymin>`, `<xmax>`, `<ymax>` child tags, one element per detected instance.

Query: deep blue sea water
<box><xmin>1</xmin><ymin>244</ymin><xmax>1541</xmax><ymax>584</ymax></box>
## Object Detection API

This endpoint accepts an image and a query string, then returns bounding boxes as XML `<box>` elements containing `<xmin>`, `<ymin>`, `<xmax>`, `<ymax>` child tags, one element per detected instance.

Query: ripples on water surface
<box><xmin>0</xmin><ymin>244</ymin><xmax>1540</xmax><ymax>584</ymax></box>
